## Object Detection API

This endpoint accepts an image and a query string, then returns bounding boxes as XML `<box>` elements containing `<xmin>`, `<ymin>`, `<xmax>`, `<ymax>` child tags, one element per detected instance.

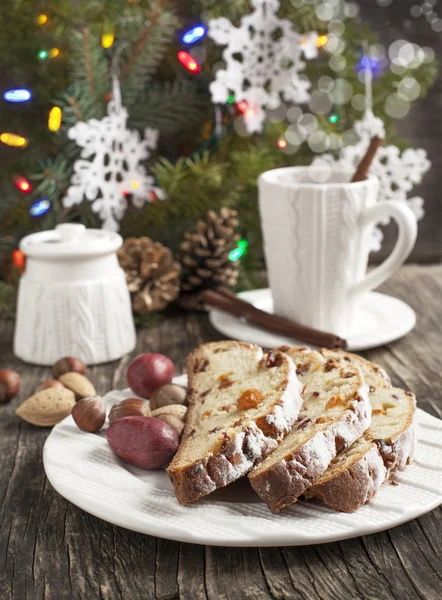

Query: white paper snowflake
<box><xmin>63</xmin><ymin>77</ymin><xmax>165</xmax><ymax>231</ymax></box>
<box><xmin>208</xmin><ymin>0</ymin><xmax>316</xmax><ymax>133</ymax></box>
<box><xmin>313</xmin><ymin>109</ymin><xmax>430</xmax><ymax>249</ymax></box>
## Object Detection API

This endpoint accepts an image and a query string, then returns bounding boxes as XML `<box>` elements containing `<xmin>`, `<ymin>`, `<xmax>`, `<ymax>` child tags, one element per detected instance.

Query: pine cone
<box><xmin>179</xmin><ymin>208</ymin><xmax>240</xmax><ymax>309</ymax></box>
<box><xmin>118</xmin><ymin>237</ymin><xmax>181</xmax><ymax>314</ymax></box>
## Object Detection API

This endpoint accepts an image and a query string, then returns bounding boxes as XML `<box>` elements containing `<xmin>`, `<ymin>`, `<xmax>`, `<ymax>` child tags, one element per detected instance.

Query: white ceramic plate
<box><xmin>43</xmin><ymin>379</ymin><xmax>442</xmax><ymax>547</ymax></box>
<box><xmin>209</xmin><ymin>289</ymin><xmax>416</xmax><ymax>351</ymax></box>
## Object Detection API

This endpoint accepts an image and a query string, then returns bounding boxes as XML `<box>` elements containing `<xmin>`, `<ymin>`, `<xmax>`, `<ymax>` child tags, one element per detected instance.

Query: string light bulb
<box><xmin>317</xmin><ymin>35</ymin><xmax>328</xmax><ymax>48</ymax></box>
<box><xmin>13</xmin><ymin>175</ymin><xmax>32</xmax><ymax>193</ymax></box>
<box><xmin>177</xmin><ymin>50</ymin><xmax>201</xmax><ymax>73</ymax></box>
<box><xmin>357</xmin><ymin>55</ymin><xmax>381</xmax><ymax>76</ymax></box>
<box><xmin>48</xmin><ymin>106</ymin><xmax>62</xmax><ymax>132</ymax></box>
<box><xmin>49</xmin><ymin>48</ymin><xmax>60</xmax><ymax>58</ymax></box>
<box><xmin>328</xmin><ymin>113</ymin><xmax>340</xmax><ymax>124</ymax></box>
<box><xmin>182</xmin><ymin>25</ymin><xmax>207</xmax><ymax>45</ymax></box>
<box><xmin>4</xmin><ymin>89</ymin><xmax>32</xmax><ymax>103</ymax></box>
<box><xmin>277</xmin><ymin>137</ymin><xmax>288</xmax><ymax>149</ymax></box>
<box><xmin>237</xmin><ymin>100</ymin><xmax>257</xmax><ymax>118</ymax></box>
<box><xmin>0</xmin><ymin>133</ymin><xmax>28</xmax><ymax>148</ymax></box>
<box><xmin>37</xmin><ymin>14</ymin><xmax>48</xmax><ymax>26</ymax></box>
<box><xmin>38</xmin><ymin>49</ymin><xmax>49</xmax><ymax>61</ymax></box>
<box><xmin>12</xmin><ymin>249</ymin><xmax>25</xmax><ymax>271</ymax></box>
<box><xmin>29</xmin><ymin>198</ymin><xmax>52</xmax><ymax>218</ymax></box>
<box><xmin>101</xmin><ymin>31</ymin><xmax>115</xmax><ymax>49</ymax></box>
<box><xmin>229</xmin><ymin>239</ymin><xmax>249</xmax><ymax>262</ymax></box>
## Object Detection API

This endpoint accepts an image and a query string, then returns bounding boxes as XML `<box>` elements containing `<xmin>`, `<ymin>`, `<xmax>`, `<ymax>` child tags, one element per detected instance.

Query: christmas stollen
<box><xmin>304</xmin><ymin>350</ymin><xmax>416</xmax><ymax>512</ymax></box>
<box><xmin>248</xmin><ymin>347</ymin><xmax>371</xmax><ymax>512</ymax></box>
<box><xmin>167</xmin><ymin>341</ymin><xmax>303</xmax><ymax>504</ymax></box>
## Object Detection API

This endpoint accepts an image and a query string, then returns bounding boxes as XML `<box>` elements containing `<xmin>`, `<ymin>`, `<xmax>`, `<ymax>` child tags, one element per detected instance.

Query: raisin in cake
<box><xmin>167</xmin><ymin>341</ymin><xmax>303</xmax><ymax>505</ymax></box>
<box><xmin>248</xmin><ymin>346</ymin><xmax>371</xmax><ymax>512</ymax></box>
<box><xmin>305</xmin><ymin>386</ymin><xmax>416</xmax><ymax>512</ymax></box>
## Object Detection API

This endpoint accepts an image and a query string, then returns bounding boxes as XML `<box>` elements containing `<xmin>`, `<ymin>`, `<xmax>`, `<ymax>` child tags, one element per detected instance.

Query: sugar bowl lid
<box><xmin>20</xmin><ymin>224</ymin><xmax>122</xmax><ymax>259</ymax></box>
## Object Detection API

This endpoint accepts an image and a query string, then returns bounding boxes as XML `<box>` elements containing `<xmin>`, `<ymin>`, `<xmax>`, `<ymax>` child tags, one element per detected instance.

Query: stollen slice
<box><xmin>167</xmin><ymin>341</ymin><xmax>303</xmax><ymax>505</ymax></box>
<box><xmin>321</xmin><ymin>348</ymin><xmax>391</xmax><ymax>390</ymax></box>
<box><xmin>304</xmin><ymin>387</ymin><xmax>416</xmax><ymax>512</ymax></box>
<box><xmin>248</xmin><ymin>346</ymin><xmax>371</xmax><ymax>512</ymax></box>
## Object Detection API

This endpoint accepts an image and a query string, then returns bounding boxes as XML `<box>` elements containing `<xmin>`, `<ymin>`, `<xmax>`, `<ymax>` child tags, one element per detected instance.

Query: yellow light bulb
<box><xmin>49</xmin><ymin>47</ymin><xmax>60</xmax><ymax>58</ymax></box>
<box><xmin>0</xmin><ymin>133</ymin><xmax>28</xmax><ymax>148</ymax></box>
<box><xmin>48</xmin><ymin>106</ymin><xmax>62</xmax><ymax>132</ymax></box>
<box><xmin>101</xmin><ymin>31</ymin><xmax>115</xmax><ymax>49</ymax></box>
<box><xmin>37</xmin><ymin>14</ymin><xmax>48</xmax><ymax>26</ymax></box>
<box><xmin>131</xmin><ymin>180</ymin><xmax>140</xmax><ymax>189</ymax></box>
<box><xmin>317</xmin><ymin>35</ymin><xmax>328</xmax><ymax>48</ymax></box>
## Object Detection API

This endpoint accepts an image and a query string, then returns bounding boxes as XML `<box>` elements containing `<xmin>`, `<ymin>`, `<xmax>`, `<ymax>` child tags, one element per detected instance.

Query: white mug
<box><xmin>258</xmin><ymin>166</ymin><xmax>417</xmax><ymax>335</ymax></box>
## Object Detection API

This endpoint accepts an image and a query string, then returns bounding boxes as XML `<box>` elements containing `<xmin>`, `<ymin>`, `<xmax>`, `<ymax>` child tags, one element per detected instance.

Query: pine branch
<box><xmin>82</xmin><ymin>28</ymin><xmax>96</xmax><ymax>93</ymax></box>
<box><xmin>128</xmin><ymin>80</ymin><xmax>208</xmax><ymax>135</ymax></box>
<box><xmin>31</xmin><ymin>157</ymin><xmax>73</xmax><ymax>200</ymax></box>
<box><xmin>68</xmin><ymin>96</ymin><xmax>83</xmax><ymax>122</ymax></box>
<box><xmin>56</xmin><ymin>83</ymin><xmax>106</xmax><ymax>129</ymax></box>
<box><xmin>69</xmin><ymin>28</ymin><xmax>110</xmax><ymax>99</ymax></box>
<box><xmin>120</xmin><ymin>3</ymin><xmax>179</xmax><ymax>105</ymax></box>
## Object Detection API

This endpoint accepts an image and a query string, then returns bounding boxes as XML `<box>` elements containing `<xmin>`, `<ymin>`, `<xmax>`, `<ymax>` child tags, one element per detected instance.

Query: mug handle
<box><xmin>350</xmin><ymin>200</ymin><xmax>417</xmax><ymax>298</ymax></box>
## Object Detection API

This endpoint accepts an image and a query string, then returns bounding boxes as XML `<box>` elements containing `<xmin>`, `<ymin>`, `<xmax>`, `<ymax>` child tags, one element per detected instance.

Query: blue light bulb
<box><xmin>29</xmin><ymin>198</ymin><xmax>52</xmax><ymax>217</ymax></box>
<box><xmin>4</xmin><ymin>89</ymin><xmax>32</xmax><ymax>103</ymax></box>
<box><xmin>182</xmin><ymin>25</ymin><xmax>207</xmax><ymax>45</ymax></box>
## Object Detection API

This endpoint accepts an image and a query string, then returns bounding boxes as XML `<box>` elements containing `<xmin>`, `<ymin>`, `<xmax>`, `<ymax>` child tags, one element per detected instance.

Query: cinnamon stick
<box><xmin>202</xmin><ymin>288</ymin><xmax>347</xmax><ymax>350</ymax></box>
<box><xmin>351</xmin><ymin>135</ymin><xmax>383</xmax><ymax>182</ymax></box>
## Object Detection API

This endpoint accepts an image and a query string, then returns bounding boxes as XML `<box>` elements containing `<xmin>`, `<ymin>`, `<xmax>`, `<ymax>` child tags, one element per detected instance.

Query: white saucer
<box><xmin>43</xmin><ymin>381</ymin><xmax>442</xmax><ymax>547</ymax></box>
<box><xmin>209</xmin><ymin>289</ymin><xmax>416</xmax><ymax>351</ymax></box>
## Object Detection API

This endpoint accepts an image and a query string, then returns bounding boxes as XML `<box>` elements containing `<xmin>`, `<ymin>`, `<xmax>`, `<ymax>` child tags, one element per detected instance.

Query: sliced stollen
<box><xmin>321</xmin><ymin>349</ymin><xmax>391</xmax><ymax>390</ymax></box>
<box><xmin>167</xmin><ymin>341</ymin><xmax>303</xmax><ymax>505</ymax></box>
<box><xmin>248</xmin><ymin>346</ymin><xmax>371</xmax><ymax>512</ymax></box>
<box><xmin>304</xmin><ymin>387</ymin><xmax>417</xmax><ymax>512</ymax></box>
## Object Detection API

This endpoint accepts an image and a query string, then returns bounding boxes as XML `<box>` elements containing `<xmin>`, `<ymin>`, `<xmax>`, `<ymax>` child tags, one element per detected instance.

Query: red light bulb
<box><xmin>13</xmin><ymin>175</ymin><xmax>32</xmax><ymax>194</ymax></box>
<box><xmin>177</xmin><ymin>51</ymin><xmax>201</xmax><ymax>74</ymax></box>
<box><xmin>12</xmin><ymin>249</ymin><xmax>25</xmax><ymax>270</ymax></box>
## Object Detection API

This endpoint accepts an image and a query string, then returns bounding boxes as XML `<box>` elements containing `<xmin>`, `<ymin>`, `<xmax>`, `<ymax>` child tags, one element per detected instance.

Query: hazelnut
<box><xmin>156</xmin><ymin>414</ymin><xmax>185</xmax><ymax>438</ymax></box>
<box><xmin>0</xmin><ymin>369</ymin><xmax>20</xmax><ymax>403</ymax></box>
<box><xmin>35</xmin><ymin>379</ymin><xmax>66</xmax><ymax>393</ymax></box>
<box><xmin>72</xmin><ymin>396</ymin><xmax>106</xmax><ymax>433</ymax></box>
<box><xmin>109</xmin><ymin>398</ymin><xmax>151</xmax><ymax>423</ymax></box>
<box><xmin>59</xmin><ymin>372</ymin><xmax>96</xmax><ymax>401</ymax></box>
<box><xmin>151</xmin><ymin>404</ymin><xmax>187</xmax><ymax>421</ymax></box>
<box><xmin>53</xmin><ymin>356</ymin><xmax>87</xmax><ymax>379</ymax></box>
<box><xmin>150</xmin><ymin>383</ymin><xmax>188</xmax><ymax>411</ymax></box>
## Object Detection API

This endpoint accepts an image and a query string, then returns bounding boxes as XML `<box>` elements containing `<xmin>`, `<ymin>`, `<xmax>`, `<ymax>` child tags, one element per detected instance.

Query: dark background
<box><xmin>362</xmin><ymin>0</ymin><xmax>442</xmax><ymax>262</ymax></box>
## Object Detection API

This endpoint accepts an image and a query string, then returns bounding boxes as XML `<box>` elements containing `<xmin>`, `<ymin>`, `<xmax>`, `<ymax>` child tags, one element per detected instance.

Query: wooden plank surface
<box><xmin>0</xmin><ymin>264</ymin><xmax>441</xmax><ymax>600</ymax></box>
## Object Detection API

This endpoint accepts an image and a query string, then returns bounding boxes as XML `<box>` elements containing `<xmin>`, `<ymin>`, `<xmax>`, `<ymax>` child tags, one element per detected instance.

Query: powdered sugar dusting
<box><xmin>267</xmin><ymin>358</ymin><xmax>303</xmax><ymax>434</ymax></box>
<box><xmin>249</xmin><ymin>356</ymin><xmax>373</xmax><ymax>511</ymax></box>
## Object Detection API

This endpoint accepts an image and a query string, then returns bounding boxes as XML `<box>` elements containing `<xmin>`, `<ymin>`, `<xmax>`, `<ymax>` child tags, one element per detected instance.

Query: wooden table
<box><xmin>1</xmin><ymin>264</ymin><xmax>441</xmax><ymax>600</ymax></box>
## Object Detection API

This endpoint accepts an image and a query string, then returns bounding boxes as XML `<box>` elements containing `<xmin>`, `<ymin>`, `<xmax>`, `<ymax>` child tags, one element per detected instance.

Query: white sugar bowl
<box><xmin>14</xmin><ymin>224</ymin><xmax>136</xmax><ymax>366</ymax></box>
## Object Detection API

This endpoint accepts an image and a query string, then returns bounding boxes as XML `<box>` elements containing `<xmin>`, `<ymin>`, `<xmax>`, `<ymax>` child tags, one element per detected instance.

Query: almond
<box><xmin>151</xmin><ymin>404</ymin><xmax>187</xmax><ymax>421</ymax></box>
<box><xmin>59</xmin><ymin>372</ymin><xmax>96</xmax><ymax>401</ymax></box>
<box><xmin>16</xmin><ymin>387</ymin><xmax>76</xmax><ymax>427</ymax></box>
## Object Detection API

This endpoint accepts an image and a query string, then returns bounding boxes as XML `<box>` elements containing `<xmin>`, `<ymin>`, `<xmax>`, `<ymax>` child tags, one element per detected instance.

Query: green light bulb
<box><xmin>227</xmin><ymin>93</ymin><xmax>235</xmax><ymax>104</ymax></box>
<box><xmin>229</xmin><ymin>239</ymin><xmax>249</xmax><ymax>261</ymax></box>
<box><xmin>328</xmin><ymin>113</ymin><xmax>340</xmax><ymax>124</ymax></box>
<box><xmin>38</xmin><ymin>49</ymin><xmax>49</xmax><ymax>60</ymax></box>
